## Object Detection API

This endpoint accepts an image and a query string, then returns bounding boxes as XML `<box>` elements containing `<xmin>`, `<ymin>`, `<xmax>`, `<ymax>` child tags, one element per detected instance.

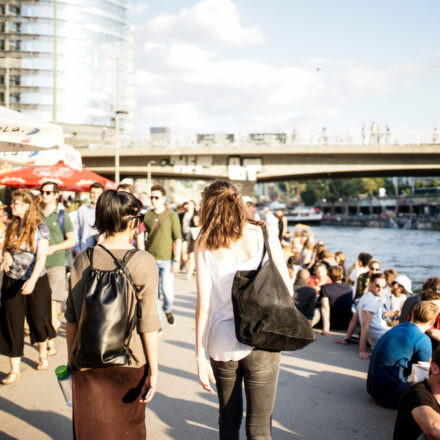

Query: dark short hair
<box><xmin>287</xmin><ymin>255</ymin><xmax>300</xmax><ymax>267</ymax></box>
<box><xmin>90</xmin><ymin>182</ymin><xmax>104</xmax><ymax>191</ymax></box>
<box><xmin>370</xmin><ymin>273</ymin><xmax>386</xmax><ymax>283</ymax></box>
<box><xmin>93</xmin><ymin>190</ymin><xmax>142</xmax><ymax>235</ymax></box>
<box><xmin>358</xmin><ymin>252</ymin><xmax>372</xmax><ymax>267</ymax></box>
<box><xmin>421</xmin><ymin>290</ymin><xmax>440</xmax><ymax>301</ymax></box>
<box><xmin>328</xmin><ymin>265</ymin><xmax>344</xmax><ymax>283</ymax></box>
<box><xmin>151</xmin><ymin>184</ymin><xmax>166</xmax><ymax>197</ymax></box>
<box><xmin>423</xmin><ymin>278</ymin><xmax>440</xmax><ymax>296</ymax></box>
<box><xmin>432</xmin><ymin>347</ymin><xmax>440</xmax><ymax>367</ymax></box>
<box><xmin>41</xmin><ymin>181</ymin><xmax>60</xmax><ymax>193</ymax></box>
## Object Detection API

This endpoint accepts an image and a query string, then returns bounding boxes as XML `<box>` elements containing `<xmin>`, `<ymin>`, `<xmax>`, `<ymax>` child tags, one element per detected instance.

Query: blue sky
<box><xmin>128</xmin><ymin>0</ymin><xmax>440</xmax><ymax>135</ymax></box>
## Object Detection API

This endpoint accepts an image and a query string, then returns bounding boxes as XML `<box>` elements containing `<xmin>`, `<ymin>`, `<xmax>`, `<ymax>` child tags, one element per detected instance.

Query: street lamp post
<box><xmin>147</xmin><ymin>160</ymin><xmax>156</xmax><ymax>196</ymax></box>
<box><xmin>114</xmin><ymin>110</ymin><xmax>129</xmax><ymax>185</ymax></box>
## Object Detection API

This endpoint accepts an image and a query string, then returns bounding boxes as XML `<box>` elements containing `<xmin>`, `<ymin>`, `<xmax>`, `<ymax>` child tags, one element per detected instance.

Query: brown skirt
<box><xmin>72</xmin><ymin>365</ymin><xmax>148</xmax><ymax>440</ymax></box>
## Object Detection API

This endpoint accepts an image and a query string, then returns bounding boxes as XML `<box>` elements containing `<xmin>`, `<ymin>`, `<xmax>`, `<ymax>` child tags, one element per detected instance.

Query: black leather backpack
<box><xmin>232</xmin><ymin>225</ymin><xmax>315</xmax><ymax>352</ymax></box>
<box><xmin>71</xmin><ymin>245</ymin><xmax>139</xmax><ymax>369</ymax></box>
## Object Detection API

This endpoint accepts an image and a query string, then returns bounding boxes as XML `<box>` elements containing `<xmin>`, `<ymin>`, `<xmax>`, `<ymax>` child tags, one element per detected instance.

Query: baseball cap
<box><xmin>394</xmin><ymin>275</ymin><xmax>413</xmax><ymax>294</ymax></box>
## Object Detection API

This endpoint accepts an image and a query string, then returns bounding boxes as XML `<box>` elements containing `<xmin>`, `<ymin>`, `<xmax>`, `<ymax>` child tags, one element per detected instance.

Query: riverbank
<box><xmin>0</xmin><ymin>274</ymin><xmax>396</xmax><ymax>439</ymax></box>
<box><xmin>321</xmin><ymin>215</ymin><xmax>440</xmax><ymax>231</ymax></box>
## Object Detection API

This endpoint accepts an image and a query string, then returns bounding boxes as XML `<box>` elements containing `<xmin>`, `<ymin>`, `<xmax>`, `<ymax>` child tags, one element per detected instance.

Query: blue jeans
<box><xmin>156</xmin><ymin>260</ymin><xmax>174</xmax><ymax>321</ymax></box>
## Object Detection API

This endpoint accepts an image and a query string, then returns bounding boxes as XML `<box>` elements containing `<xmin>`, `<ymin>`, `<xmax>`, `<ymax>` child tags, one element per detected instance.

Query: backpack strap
<box><xmin>96</xmin><ymin>245</ymin><xmax>139</xmax><ymax>293</ymax></box>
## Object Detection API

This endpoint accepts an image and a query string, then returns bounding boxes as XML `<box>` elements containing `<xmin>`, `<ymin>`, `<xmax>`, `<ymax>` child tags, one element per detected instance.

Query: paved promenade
<box><xmin>0</xmin><ymin>275</ymin><xmax>396</xmax><ymax>439</ymax></box>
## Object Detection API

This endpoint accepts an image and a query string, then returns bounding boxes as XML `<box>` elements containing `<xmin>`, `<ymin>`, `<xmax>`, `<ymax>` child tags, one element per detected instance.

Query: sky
<box><xmin>127</xmin><ymin>0</ymin><xmax>440</xmax><ymax>135</ymax></box>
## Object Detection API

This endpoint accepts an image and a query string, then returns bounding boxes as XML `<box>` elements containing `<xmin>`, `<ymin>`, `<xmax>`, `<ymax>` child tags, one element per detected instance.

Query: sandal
<box><xmin>47</xmin><ymin>347</ymin><xmax>57</xmax><ymax>356</ymax></box>
<box><xmin>2</xmin><ymin>371</ymin><xmax>20</xmax><ymax>385</ymax></box>
<box><xmin>37</xmin><ymin>357</ymin><xmax>49</xmax><ymax>371</ymax></box>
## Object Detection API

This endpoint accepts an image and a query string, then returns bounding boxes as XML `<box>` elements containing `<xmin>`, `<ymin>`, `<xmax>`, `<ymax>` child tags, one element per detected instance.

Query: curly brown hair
<box><xmin>198</xmin><ymin>180</ymin><xmax>262</xmax><ymax>250</ymax></box>
<box><xmin>4</xmin><ymin>189</ymin><xmax>42</xmax><ymax>253</ymax></box>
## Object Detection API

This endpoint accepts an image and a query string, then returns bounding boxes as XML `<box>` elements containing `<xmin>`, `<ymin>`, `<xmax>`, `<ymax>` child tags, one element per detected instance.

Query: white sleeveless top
<box><xmin>203</xmin><ymin>226</ymin><xmax>267</xmax><ymax>362</ymax></box>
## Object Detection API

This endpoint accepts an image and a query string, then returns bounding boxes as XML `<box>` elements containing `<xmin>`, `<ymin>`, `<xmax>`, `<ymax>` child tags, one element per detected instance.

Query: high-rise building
<box><xmin>0</xmin><ymin>0</ymin><xmax>134</xmax><ymax>130</ymax></box>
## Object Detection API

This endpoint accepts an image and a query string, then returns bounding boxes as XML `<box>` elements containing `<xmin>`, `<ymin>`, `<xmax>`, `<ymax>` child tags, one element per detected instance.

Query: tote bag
<box><xmin>232</xmin><ymin>225</ymin><xmax>315</xmax><ymax>351</ymax></box>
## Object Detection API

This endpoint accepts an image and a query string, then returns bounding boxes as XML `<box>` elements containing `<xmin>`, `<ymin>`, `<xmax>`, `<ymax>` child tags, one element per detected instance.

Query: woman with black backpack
<box><xmin>65</xmin><ymin>190</ymin><xmax>160</xmax><ymax>439</ymax></box>
<box><xmin>195</xmin><ymin>180</ymin><xmax>295</xmax><ymax>440</ymax></box>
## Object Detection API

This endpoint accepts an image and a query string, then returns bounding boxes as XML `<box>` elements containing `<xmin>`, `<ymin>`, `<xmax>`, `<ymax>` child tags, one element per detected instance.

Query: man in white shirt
<box><xmin>338</xmin><ymin>273</ymin><xmax>389</xmax><ymax>360</ymax></box>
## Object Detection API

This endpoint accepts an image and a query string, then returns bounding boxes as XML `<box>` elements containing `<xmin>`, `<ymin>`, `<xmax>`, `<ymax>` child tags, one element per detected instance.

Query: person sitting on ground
<box><xmin>287</xmin><ymin>255</ymin><xmax>301</xmax><ymax>284</ymax></box>
<box><xmin>321</xmin><ymin>265</ymin><xmax>353</xmax><ymax>335</ymax></box>
<box><xmin>334</xmin><ymin>250</ymin><xmax>348</xmax><ymax>281</ymax></box>
<box><xmin>348</xmin><ymin>252</ymin><xmax>372</xmax><ymax>294</ymax></box>
<box><xmin>382</xmin><ymin>275</ymin><xmax>412</xmax><ymax>325</ymax></box>
<box><xmin>294</xmin><ymin>269</ymin><xmax>318</xmax><ymax>325</ymax></box>
<box><xmin>394</xmin><ymin>347</ymin><xmax>440</xmax><ymax>440</ymax></box>
<box><xmin>308</xmin><ymin>263</ymin><xmax>332</xmax><ymax>296</ymax></box>
<box><xmin>336</xmin><ymin>273</ymin><xmax>389</xmax><ymax>359</ymax></box>
<box><xmin>400</xmin><ymin>277</ymin><xmax>440</xmax><ymax>323</ymax></box>
<box><xmin>367</xmin><ymin>301</ymin><xmax>438</xmax><ymax>409</ymax></box>
<box><xmin>381</xmin><ymin>268</ymin><xmax>398</xmax><ymax>310</ymax></box>
<box><xmin>355</xmin><ymin>259</ymin><xmax>381</xmax><ymax>300</ymax></box>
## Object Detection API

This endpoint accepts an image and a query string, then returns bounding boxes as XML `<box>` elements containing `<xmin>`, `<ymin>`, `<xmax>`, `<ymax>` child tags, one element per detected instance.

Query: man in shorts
<box><xmin>40</xmin><ymin>182</ymin><xmax>76</xmax><ymax>337</ymax></box>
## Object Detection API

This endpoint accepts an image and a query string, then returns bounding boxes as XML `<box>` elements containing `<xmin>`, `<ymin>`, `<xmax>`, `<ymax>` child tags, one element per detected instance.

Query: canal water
<box><xmin>291</xmin><ymin>225</ymin><xmax>440</xmax><ymax>291</ymax></box>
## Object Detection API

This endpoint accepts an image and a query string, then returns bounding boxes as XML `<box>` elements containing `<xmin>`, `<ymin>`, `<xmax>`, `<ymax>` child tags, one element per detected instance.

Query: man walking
<box><xmin>72</xmin><ymin>182</ymin><xmax>104</xmax><ymax>252</ymax></box>
<box><xmin>143</xmin><ymin>184</ymin><xmax>182</xmax><ymax>329</ymax></box>
<box><xmin>40</xmin><ymin>182</ymin><xmax>76</xmax><ymax>337</ymax></box>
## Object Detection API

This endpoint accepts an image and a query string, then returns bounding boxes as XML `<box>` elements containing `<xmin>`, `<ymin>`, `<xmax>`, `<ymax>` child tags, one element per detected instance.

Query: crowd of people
<box><xmin>0</xmin><ymin>178</ymin><xmax>439</xmax><ymax>439</ymax></box>
<box><xmin>270</xmin><ymin>212</ymin><xmax>440</xmax><ymax>439</ymax></box>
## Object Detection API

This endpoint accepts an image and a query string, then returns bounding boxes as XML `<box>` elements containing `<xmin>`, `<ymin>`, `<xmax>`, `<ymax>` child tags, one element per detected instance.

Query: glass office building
<box><xmin>0</xmin><ymin>0</ymin><xmax>134</xmax><ymax>129</ymax></box>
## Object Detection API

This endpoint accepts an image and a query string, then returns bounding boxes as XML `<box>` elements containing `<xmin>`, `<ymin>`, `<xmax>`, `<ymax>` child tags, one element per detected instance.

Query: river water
<box><xmin>290</xmin><ymin>225</ymin><xmax>440</xmax><ymax>291</ymax></box>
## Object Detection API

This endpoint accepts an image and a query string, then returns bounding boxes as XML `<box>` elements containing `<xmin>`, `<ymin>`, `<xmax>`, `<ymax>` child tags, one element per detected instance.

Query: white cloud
<box><xmin>146</xmin><ymin>0</ymin><xmax>265</xmax><ymax>46</ymax></box>
<box><xmin>127</xmin><ymin>2</ymin><xmax>150</xmax><ymax>16</ymax></box>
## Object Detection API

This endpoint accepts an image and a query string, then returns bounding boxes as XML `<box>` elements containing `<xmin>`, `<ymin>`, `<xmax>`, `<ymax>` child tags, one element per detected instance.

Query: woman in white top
<box><xmin>195</xmin><ymin>180</ymin><xmax>293</xmax><ymax>440</ymax></box>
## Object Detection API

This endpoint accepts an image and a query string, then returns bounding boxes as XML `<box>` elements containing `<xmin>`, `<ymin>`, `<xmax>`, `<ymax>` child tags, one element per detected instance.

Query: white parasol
<box><xmin>0</xmin><ymin>106</ymin><xmax>63</xmax><ymax>151</ymax></box>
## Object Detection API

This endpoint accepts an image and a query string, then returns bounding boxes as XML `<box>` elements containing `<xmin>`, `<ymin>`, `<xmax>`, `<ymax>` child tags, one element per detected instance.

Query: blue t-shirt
<box><xmin>367</xmin><ymin>321</ymin><xmax>432</xmax><ymax>408</ymax></box>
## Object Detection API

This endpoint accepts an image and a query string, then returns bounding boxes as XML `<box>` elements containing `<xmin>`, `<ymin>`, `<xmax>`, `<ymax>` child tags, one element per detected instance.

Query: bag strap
<box><xmin>257</xmin><ymin>225</ymin><xmax>272</xmax><ymax>270</ymax></box>
<box><xmin>145</xmin><ymin>209</ymin><xmax>169</xmax><ymax>251</ymax></box>
<box><xmin>57</xmin><ymin>209</ymin><xmax>66</xmax><ymax>239</ymax></box>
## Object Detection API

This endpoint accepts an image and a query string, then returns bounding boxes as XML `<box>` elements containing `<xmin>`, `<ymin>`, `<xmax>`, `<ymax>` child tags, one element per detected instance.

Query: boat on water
<box><xmin>285</xmin><ymin>206</ymin><xmax>322</xmax><ymax>225</ymax></box>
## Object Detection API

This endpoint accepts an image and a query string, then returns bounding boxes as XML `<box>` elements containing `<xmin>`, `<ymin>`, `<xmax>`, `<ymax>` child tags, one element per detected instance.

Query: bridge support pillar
<box><xmin>232</xmin><ymin>180</ymin><xmax>256</xmax><ymax>198</ymax></box>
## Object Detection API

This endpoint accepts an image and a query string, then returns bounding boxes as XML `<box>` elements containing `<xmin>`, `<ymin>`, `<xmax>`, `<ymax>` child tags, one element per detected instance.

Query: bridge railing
<box><xmin>87</xmin><ymin>130</ymin><xmax>439</xmax><ymax>149</ymax></box>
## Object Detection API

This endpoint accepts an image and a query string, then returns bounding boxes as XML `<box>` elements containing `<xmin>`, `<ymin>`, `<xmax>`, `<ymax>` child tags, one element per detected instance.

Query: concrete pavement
<box><xmin>0</xmin><ymin>275</ymin><xmax>396</xmax><ymax>439</ymax></box>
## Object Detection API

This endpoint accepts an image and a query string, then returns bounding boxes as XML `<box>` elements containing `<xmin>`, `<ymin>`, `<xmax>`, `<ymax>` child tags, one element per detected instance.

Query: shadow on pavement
<box><xmin>166</xmin><ymin>340</ymin><xmax>195</xmax><ymax>352</ymax></box>
<box><xmin>0</xmin><ymin>396</ymin><xmax>72</xmax><ymax>440</ymax></box>
<box><xmin>0</xmin><ymin>430</ymin><xmax>18</xmax><ymax>440</ymax></box>
<box><xmin>148</xmin><ymin>391</ymin><xmax>218</xmax><ymax>439</ymax></box>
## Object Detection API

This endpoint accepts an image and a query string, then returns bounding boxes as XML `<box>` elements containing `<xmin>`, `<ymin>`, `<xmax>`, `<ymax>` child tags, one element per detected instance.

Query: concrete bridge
<box><xmin>80</xmin><ymin>144</ymin><xmax>440</xmax><ymax>182</ymax></box>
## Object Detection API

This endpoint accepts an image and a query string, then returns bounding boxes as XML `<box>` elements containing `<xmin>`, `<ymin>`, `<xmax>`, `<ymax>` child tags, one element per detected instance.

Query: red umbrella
<box><xmin>0</xmin><ymin>161</ymin><xmax>116</xmax><ymax>192</ymax></box>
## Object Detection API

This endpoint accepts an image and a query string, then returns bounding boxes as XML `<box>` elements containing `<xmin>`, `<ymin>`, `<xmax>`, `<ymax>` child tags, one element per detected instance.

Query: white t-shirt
<box><xmin>357</xmin><ymin>291</ymin><xmax>389</xmax><ymax>348</ymax></box>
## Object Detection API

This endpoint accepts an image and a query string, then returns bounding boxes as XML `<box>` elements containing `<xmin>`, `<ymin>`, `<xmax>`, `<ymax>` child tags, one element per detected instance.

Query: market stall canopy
<box><xmin>0</xmin><ymin>161</ymin><xmax>116</xmax><ymax>192</ymax></box>
<box><xmin>0</xmin><ymin>144</ymin><xmax>82</xmax><ymax>169</ymax></box>
<box><xmin>0</xmin><ymin>106</ymin><xmax>63</xmax><ymax>151</ymax></box>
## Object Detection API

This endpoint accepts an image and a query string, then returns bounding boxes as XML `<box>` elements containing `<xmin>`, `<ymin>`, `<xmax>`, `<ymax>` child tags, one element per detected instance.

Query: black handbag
<box><xmin>232</xmin><ymin>225</ymin><xmax>315</xmax><ymax>352</ymax></box>
<box><xmin>71</xmin><ymin>245</ymin><xmax>139</xmax><ymax>369</ymax></box>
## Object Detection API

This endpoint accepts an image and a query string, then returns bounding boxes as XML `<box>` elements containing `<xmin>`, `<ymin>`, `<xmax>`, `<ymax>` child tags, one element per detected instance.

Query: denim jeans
<box><xmin>210</xmin><ymin>349</ymin><xmax>281</xmax><ymax>440</ymax></box>
<box><xmin>156</xmin><ymin>260</ymin><xmax>174</xmax><ymax>321</ymax></box>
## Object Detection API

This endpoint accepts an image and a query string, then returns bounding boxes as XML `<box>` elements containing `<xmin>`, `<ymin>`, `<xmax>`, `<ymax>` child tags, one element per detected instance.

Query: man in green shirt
<box><xmin>144</xmin><ymin>184</ymin><xmax>182</xmax><ymax>330</ymax></box>
<box><xmin>40</xmin><ymin>182</ymin><xmax>76</xmax><ymax>344</ymax></box>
